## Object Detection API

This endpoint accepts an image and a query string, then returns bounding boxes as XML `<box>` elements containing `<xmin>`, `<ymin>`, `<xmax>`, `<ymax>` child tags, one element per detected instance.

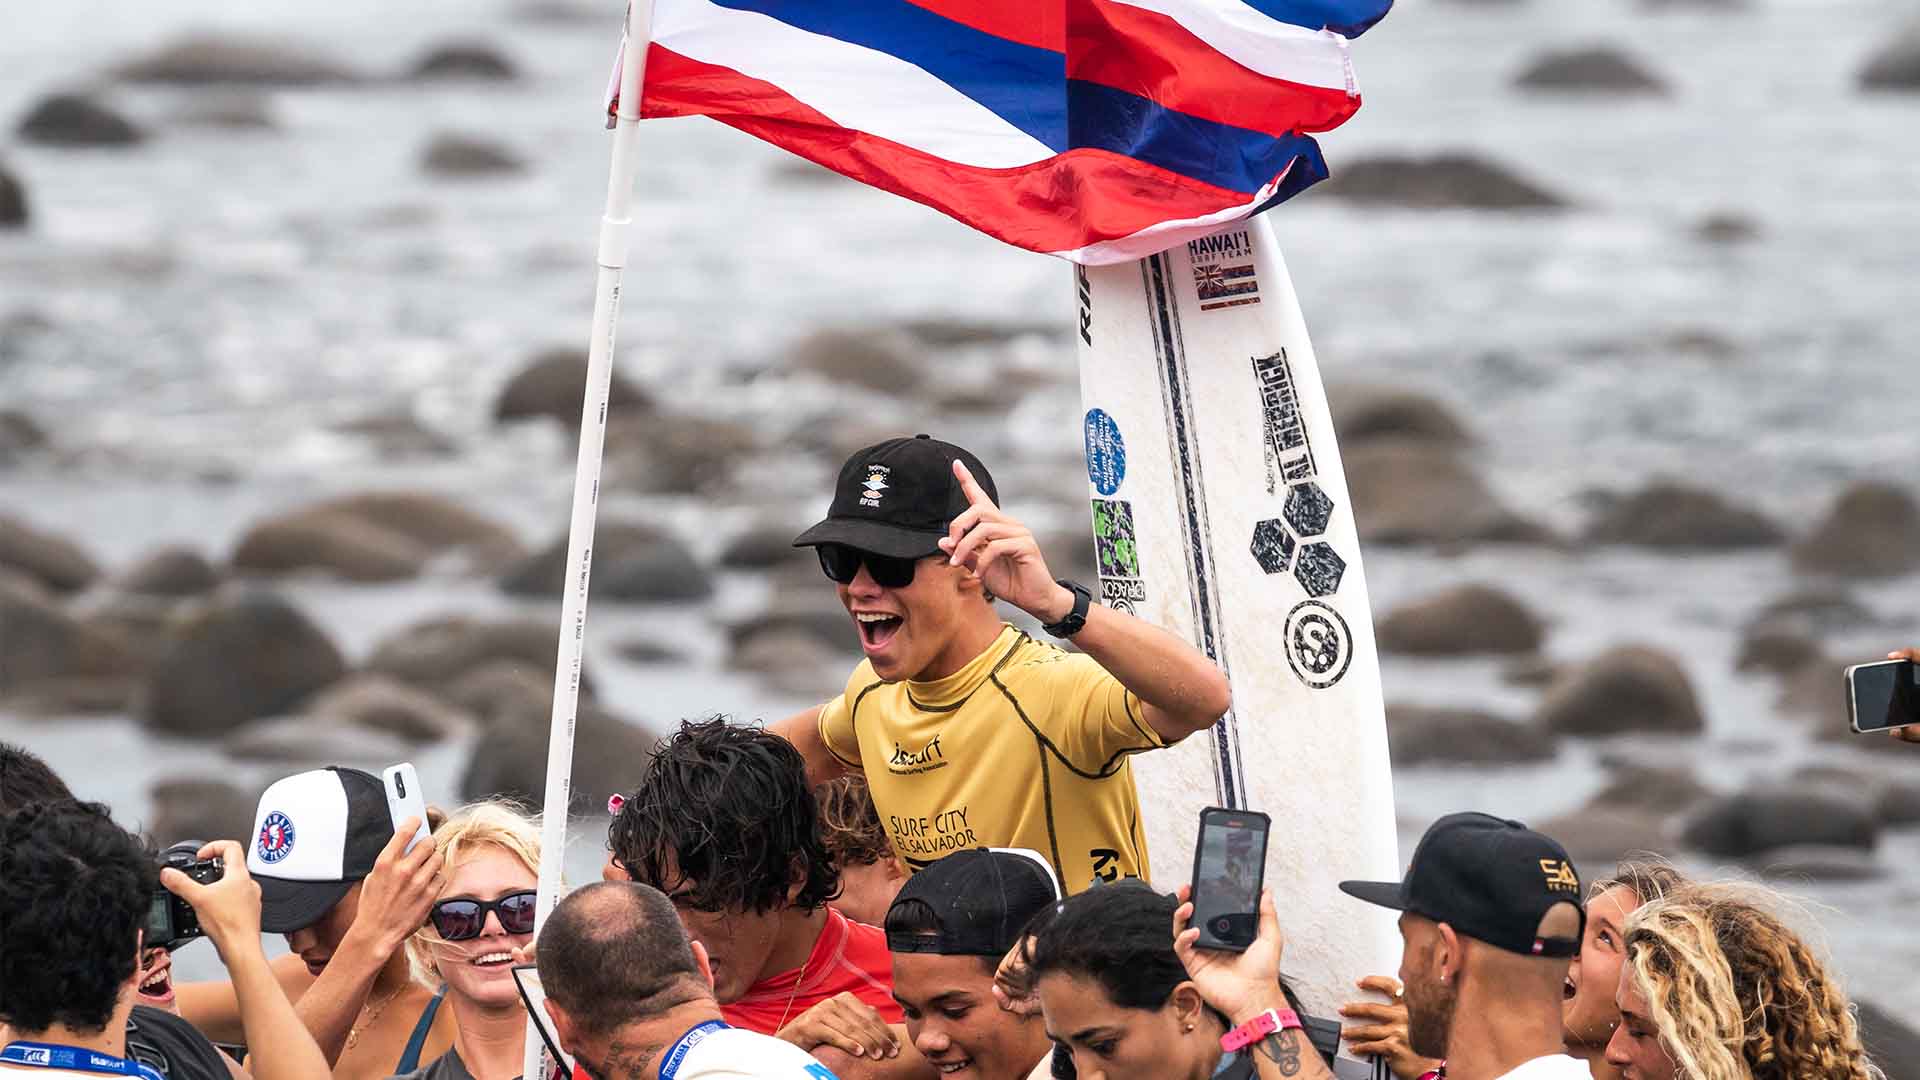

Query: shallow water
<box><xmin>4</xmin><ymin>0</ymin><xmax>1919</xmax><ymax>1008</ymax></box>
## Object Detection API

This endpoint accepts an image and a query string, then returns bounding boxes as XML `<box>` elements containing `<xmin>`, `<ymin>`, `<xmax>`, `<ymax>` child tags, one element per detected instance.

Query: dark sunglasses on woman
<box><xmin>429</xmin><ymin>890</ymin><xmax>538</xmax><ymax>941</ymax></box>
<box><xmin>816</xmin><ymin>542</ymin><xmax>929</xmax><ymax>589</ymax></box>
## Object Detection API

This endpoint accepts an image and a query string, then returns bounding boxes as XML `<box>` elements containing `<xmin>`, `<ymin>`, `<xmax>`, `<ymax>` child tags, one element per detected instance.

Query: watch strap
<box><xmin>1220</xmin><ymin>1008</ymin><xmax>1302</xmax><ymax>1053</ymax></box>
<box><xmin>1041</xmin><ymin>579</ymin><xmax>1093</xmax><ymax>638</ymax></box>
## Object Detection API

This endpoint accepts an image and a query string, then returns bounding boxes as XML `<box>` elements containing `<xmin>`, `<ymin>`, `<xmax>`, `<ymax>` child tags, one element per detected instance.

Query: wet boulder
<box><xmin>408</xmin><ymin>42</ymin><xmax>519</xmax><ymax>82</ymax></box>
<box><xmin>728</xmin><ymin>598</ymin><xmax>857</xmax><ymax>657</ymax></box>
<box><xmin>730</xmin><ymin>627</ymin><xmax>855</xmax><ymax>700</ymax></box>
<box><xmin>1587</xmin><ymin>761</ymin><xmax>1711</xmax><ymax>814</ymax></box>
<box><xmin>232</xmin><ymin>491</ymin><xmax>522</xmax><ymax>582</ymax></box>
<box><xmin>603</xmin><ymin>413</ymin><xmax>758</xmax><ymax>496</ymax></box>
<box><xmin>115</xmin><ymin>34</ymin><xmax>362</xmax><ymax>85</ymax></box>
<box><xmin>16</xmin><ymin>93</ymin><xmax>145</xmax><ymax>147</ymax></box>
<box><xmin>422</xmin><ymin>133</ymin><xmax>525</xmax><ymax>177</ymax></box>
<box><xmin>331</xmin><ymin>410</ymin><xmax>457</xmax><ymax>457</ymax></box>
<box><xmin>1695</xmin><ymin>211</ymin><xmax>1760</xmax><ymax>244</ymax></box>
<box><xmin>721</xmin><ymin>519</ymin><xmax>806</xmax><ymax>569</ymax></box>
<box><xmin>0</xmin><ymin>164</ymin><xmax>25</xmax><ymax>227</ymax></box>
<box><xmin>117</xmin><ymin>546</ymin><xmax>221</xmax><ymax>597</ymax></box>
<box><xmin>1746</xmin><ymin>589</ymin><xmax>1873</xmax><ymax>638</ymax></box>
<box><xmin>143</xmin><ymin>590</ymin><xmax>348</xmax><ymax>737</ymax></box>
<box><xmin>1537</xmin><ymin>645</ymin><xmax>1704</xmax><ymax>736</ymax></box>
<box><xmin>1345</xmin><ymin>441</ymin><xmax>1554</xmax><ymax>546</ymax></box>
<box><xmin>1748</xmin><ymin>845</ymin><xmax>1882</xmax><ymax>882</ymax></box>
<box><xmin>1679</xmin><ymin>787</ymin><xmax>1877</xmax><ymax>856</ymax></box>
<box><xmin>1856</xmin><ymin>1002</ymin><xmax>1920</xmax><ymax>1077</ymax></box>
<box><xmin>1385</xmin><ymin>705</ymin><xmax>1557</xmax><ymax>766</ymax></box>
<box><xmin>0</xmin><ymin>573</ymin><xmax>140</xmax><ymax>694</ymax></box>
<box><xmin>1536</xmin><ymin>805</ymin><xmax>1676</xmax><ymax>873</ymax></box>
<box><xmin>297</xmin><ymin>673</ymin><xmax>472</xmax><ymax>743</ymax></box>
<box><xmin>1321</xmin><ymin>153</ymin><xmax>1568</xmax><ymax>210</ymax></box>
<box><xmin>1583</xmin><ymin>480</ymin><xmax>1783</xmax><ymax>549</ymax></box>
<box><xmin>1789</xmin><ymin>481</ymin><xmax>1920</xmax><ymax>578</ymax></box>
<box><xmin>0</xmin><ymin>410</ymin><xmax>48</xmax><ymax>460</ymax></box>
<box><xmin>462</xmin><ymin>705</ymin><xmax>658</xmax><ymax>810</ymax></box>
<box><xmin>500</xmin><ymin>522</ymin><xmax>712</xmax><ymax>603</ymax></box>
<box><xmin>1860</xmin><ymin>23</ymin><xmax>1920</xmax><ymax>91</ymax></box>
<box><xmin>494</xmin><ymin>346</ymin><xmax>651</xmax><ymax>427</ymax></box>
<box><xmin>0</xmin><ymin>513</ymin><xmax>101</xmax><ymax>592</ymax></box>
<box><xmin>786</xmin><ymin>326</ymin><xmax>924</xmax><ymax>395</ymax></box>
<box><xmin>1733</xmin><ymin>626</ymin><xmax>1819</xmax><ymax>676</ymax></box>
<box><xmin>148</xmin><ymin>778</ymin><xmax>257</xmax><ymax>846</ymax></box>
<box><xmin>224</xmin><ymin>715</ymin><xmax>411</xmax><ymax>766</ymax></box>
<box><xmin>1378</xmin><ymin>583</ymin><xmax>1544</xmax><ymax>656</ymax></box>
<box><xmin>170</xmin><ymin>93</ymin><xmax>277</xmax><ymax>130</ymax></box>
<box><xmin>1513</xmin><ymin>47</ymin><xmax>1669</xmax><ymax>94</ymax></box>
<box><xmin>366</xmin><ymin>615</ymin><xmax>594</xmax><ymax>700</ymax></box>
<box><xmin>1328</xmin><ymin>384</ymin><xmax>1474</xmax><ymax>449</ymax></box>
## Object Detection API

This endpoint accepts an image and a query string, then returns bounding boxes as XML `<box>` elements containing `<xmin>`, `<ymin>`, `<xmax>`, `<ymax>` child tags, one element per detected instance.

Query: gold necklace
<box><xmin>346</xmin><ymin>983</ymin><xmax>406</xmax><ymax>1050</ymax></box>
<box><xmin>773</xmin><ymin>953</ymin><xmax>814</xmax><ymax>1035</ymax></box>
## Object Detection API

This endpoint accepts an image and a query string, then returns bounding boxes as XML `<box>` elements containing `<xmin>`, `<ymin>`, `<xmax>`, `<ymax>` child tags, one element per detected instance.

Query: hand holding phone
<box><xmin>1845</xmin><ymin>659</ymin><xmax>1920</xmax><ymax>735</ymax></box>
<box><xmin>1189</xmin><ymin>807</ymin><xmax>1271</xmax><ymax>952</ymax></box>
<box><xmin>383</xmin><ymin>763</ymin><xmax>432</xmax><ymax>854</ymax></box>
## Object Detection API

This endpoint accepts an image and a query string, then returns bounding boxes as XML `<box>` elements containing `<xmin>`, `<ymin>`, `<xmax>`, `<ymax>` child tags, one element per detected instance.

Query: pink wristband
<box><xmin>1220</xmin><ymin>1008</ymin><xmax>1302</xmax><ymax>1052</ymax></box>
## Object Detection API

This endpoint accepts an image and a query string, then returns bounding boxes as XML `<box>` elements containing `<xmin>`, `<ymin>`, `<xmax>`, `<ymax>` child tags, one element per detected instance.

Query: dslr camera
<box><xmin>144</xmin><ymin>840</ymin><xmax>223</xmax><ymax>950</ymax></box>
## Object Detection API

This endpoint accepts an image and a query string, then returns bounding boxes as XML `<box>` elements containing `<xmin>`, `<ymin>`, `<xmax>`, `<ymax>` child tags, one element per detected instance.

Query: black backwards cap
<box><xmin>885</xmin><ymin>848</ymin><xmax>1061</xmax><ymax>957</ymax></box>
<box><xmin>793</xmin><ymin>435</ymin><xmax>998</xmax><ymax>560</ymax></box>
<box><xmin>1339</xmin><ymin>811</ymin><xmax>1586</xmax><ymax>958</ymax></box>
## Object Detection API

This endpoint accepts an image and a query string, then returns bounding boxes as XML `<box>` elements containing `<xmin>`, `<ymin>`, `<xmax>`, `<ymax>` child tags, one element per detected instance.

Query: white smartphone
<box><xmin>1844</xmin><ymin>659</ymin><xmax>1919</xmax><ymax>734</ymax></box>
<box><xmin>382</xmin><ymin>763</ymin><xmax>432</xmax><ymax>853</ymax></box>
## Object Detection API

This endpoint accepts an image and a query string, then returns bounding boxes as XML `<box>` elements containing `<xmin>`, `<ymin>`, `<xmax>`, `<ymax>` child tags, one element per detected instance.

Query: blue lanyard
<box><xmin>2</xmin><ymin>1043</ymin><xmax>165</xmax><ymax>1080</ymax></box>
<box><xmin>655</xmin><ymin>1021</ymin><xmax>728</xmax><ymax>1080</ymax></box>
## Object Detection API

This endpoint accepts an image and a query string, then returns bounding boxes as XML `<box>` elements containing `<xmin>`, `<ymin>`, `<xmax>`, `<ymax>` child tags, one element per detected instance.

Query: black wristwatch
<box><xmin>1042</xmin><ymin>579</ymin><xmax>1094</xmax><ymax>638</ymax></box>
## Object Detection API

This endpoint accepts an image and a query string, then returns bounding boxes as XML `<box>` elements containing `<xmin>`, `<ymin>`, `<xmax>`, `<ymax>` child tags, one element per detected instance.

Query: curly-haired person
<box><xmin>605</xmin><ymin>718</ymin><xmax>931</xmax><ymax>1080</ymax></box>
<box><xmin>1605</xmin><ymin>883</ymin><xmax>1883</xmax><ymax>1080</ymax></box>
<box><xmin>817</xmin><ymin>776</ymin><xmax>908</xmax><ymax>928</ymax></box>
<box><xmin>0</xmin><ymin>802</ymin><xmax>330</xmax><ymax>1080</ymax></box>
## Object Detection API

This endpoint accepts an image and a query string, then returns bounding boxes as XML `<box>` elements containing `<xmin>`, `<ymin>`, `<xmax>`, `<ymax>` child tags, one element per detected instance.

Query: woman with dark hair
<box><xmin>1028</xmin><ymin>882</ymin><xmax>1333</xmax><ymax>1080</ymax></box>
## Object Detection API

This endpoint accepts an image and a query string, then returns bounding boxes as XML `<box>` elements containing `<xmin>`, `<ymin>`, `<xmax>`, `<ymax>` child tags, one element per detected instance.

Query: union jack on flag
<box><xmin>609</xmin><ymin>0</ymin><xmax>1390</xmax><ymax>265</ymax></box>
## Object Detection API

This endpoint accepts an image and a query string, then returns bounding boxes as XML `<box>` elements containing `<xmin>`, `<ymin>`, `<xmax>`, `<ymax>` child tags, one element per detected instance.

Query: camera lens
<box><xmin>1212</xmin><ymin>916</ymin><xmax>1233</xmax><ymax>935</ymax></box>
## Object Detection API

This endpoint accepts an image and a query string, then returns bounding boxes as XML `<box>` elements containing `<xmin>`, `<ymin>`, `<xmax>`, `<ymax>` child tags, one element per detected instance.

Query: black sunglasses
<box><xmin>429</xmin><ymin>890</ymin><xmax>537</xmax><ymax>941</ymax></box>
<box><xmin>816</xmin><ymin>543</ymin><xmax>928</xmax><ymax>589</ymax></box>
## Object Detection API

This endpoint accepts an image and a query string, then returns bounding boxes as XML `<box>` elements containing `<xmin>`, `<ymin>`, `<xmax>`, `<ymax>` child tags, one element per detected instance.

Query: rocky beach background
<box><xmin>4</xmin><ymin>0</ymin><xmax>1920</xmax><ymax>1059</ymax></box>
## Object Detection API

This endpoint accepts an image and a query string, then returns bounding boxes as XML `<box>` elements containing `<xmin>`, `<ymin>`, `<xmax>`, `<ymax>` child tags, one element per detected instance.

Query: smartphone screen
<box><xmin>1190</xmin><ymin>808</ymin><xmax>1270</xmax><ymax>951</ymax></box>
<box><xmin>1850</xmin><ymin>660</ymin><xmax>1920</xmax><ymax>734</ymax></box>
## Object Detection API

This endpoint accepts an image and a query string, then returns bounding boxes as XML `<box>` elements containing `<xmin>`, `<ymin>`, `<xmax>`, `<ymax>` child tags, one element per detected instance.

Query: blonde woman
<box><xmin>391</xmin><ymin>802</ymin><xmax>544</xmax><ymax>1080</ymax></box>
<box><xmin>1605</xmin><ymin>883</ymin><xmax>1881</xmax><ymax>1080</ymax></box>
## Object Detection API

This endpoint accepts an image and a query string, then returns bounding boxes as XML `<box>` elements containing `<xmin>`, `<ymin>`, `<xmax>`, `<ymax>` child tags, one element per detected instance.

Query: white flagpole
<box><xmin>525</xmin><ymin>3</ymin><xmax>653</xmax><ymax>1077</ymax></box>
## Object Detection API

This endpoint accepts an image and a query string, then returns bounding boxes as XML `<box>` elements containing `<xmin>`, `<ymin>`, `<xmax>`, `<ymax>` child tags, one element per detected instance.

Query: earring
<box><xmin>1183</xmin><ymin>1023</ymin><xmax>1194</xmax><ymax>1033</ymax></box>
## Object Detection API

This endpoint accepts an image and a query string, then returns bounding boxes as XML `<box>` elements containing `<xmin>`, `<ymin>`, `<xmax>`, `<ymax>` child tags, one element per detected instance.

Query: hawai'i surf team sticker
<box><xmin>1083</xmin><ymin>409</ymin><xmax>1126</xmax><ymax>497</ymax></box>
<box><xmin>1188</xmin><ymin>229</ymin><xmax>1261</xmax><ymax>312</ymax></box>
<box><xmin>1283</xmin><ymin>601</ymin><xmax>1352</xmax><ymax>689</ymax></box>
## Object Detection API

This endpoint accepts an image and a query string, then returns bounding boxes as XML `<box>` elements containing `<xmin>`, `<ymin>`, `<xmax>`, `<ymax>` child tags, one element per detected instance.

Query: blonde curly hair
<box><xmin>1621</xmin><ymin>883</ymin><xmax>1882</xmax><ymax>1080</ymax></box>
<box><xmin>405</xmin><ymin>800</ymin><xmax>544</xmax><ymax>986</ymax></box>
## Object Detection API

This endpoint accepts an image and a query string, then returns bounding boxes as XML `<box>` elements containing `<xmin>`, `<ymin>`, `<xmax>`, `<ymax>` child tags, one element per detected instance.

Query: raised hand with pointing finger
<box><xmin>938</xmin><ymin>458</ymin><xmax>1075</xmax><ymax>624</ymax></box>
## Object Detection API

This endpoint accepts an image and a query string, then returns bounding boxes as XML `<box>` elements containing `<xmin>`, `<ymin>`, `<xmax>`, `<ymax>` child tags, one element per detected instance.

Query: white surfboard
<box><xmin>1075</xmin><ymin>214</ymin><xmax>1400</xmax><ymax>1071</ymax></box>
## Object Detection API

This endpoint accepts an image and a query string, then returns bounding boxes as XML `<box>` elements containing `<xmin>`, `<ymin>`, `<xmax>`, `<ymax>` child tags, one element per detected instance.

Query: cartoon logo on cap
<box><xmin>859</xmin><ymin>465</ymin><xmax>890</xmax><ymax>509</ymax></box>
<box><xmin>257</xmin><ymin>811</ymin><xmax>296</xmax><ymax>864</ymax></box>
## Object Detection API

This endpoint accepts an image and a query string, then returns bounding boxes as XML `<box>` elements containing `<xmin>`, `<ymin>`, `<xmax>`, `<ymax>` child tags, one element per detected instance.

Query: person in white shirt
<box><xmin>536</xmin><ymin>882</ymin><xmax>841</xmax><ymax>1080</ymax></box>
<box><xmin>1340</xmin><ymin>813</ymin><xmax>1593</xmax><ymax>1080</ymax></box>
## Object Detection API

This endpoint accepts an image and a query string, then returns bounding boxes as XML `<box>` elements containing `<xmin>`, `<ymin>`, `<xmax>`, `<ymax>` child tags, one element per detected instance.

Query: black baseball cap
<box><xmin>885</xmin><ymin>848</ymin><xmax>1061</xmax><ymax>957</ymax></box>
<box><xmin>792</xmin><ymin>435</ymin><xmax>999</xmax><ymax>559</ymax></box>
<box><xmin>1339</xmin><ymin>812</ymin><xmax>1585</xmax><ymax>958</ymax></box>
<box><xmin>246</xmin><ymin>766</ymin><xmax>394</xmax><ymax>934</ymax></box>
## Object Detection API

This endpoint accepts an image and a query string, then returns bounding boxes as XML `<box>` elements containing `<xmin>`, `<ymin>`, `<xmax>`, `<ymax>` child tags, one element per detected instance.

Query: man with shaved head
<box><xmin>1341</xmin><ymin>813</ymin><xmax>1593</xmax><ymax>1080</ymax></box>
<box><xmin>536</xmin><ymin>881</ymin><xmax>842</xmax><ymax>1080</ymax></box>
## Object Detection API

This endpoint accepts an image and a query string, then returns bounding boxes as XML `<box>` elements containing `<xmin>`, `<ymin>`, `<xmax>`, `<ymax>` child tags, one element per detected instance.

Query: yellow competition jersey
<box><xmin>818</xmin><ymin>625</ymin><xmax>1165</xmax><ymax>891</ymax></box>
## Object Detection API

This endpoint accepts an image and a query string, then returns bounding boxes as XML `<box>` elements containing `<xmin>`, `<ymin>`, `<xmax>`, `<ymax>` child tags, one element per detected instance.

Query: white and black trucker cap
<box><xmin>247</xmin><ymin>766</ymin><xmax>393</xmax><ymax>933</ymax></box>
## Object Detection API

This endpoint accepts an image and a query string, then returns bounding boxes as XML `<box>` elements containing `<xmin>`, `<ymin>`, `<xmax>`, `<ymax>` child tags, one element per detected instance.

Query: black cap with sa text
<box><xmin>792</xmin><ymin>434</ymin><xmax>999</xmax><ymax>559</ymax></box>
<box><xmin>885</xmin><ymin>848</ymin><xmax>1061</xmax><ymax>957</ymax></box>
<box><xmin>1339</xmin><ymin>812</ymin><xmax>1586</xmax><ymax>958</ymax></box>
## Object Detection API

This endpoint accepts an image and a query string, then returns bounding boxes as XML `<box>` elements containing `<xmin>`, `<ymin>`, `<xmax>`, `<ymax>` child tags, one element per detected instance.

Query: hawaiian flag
<box><xmin>609</xmin><ymin>0</ymin><xmax>1389</xmax><ymax>265</ymax></box>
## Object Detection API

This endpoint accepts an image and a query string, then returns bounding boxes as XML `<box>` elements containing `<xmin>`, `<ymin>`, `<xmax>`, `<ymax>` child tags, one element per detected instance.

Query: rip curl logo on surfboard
<box><xmin>256</xmin><ymin>811</ymin><xmax>295</xmax><ymax>864</ymax></box>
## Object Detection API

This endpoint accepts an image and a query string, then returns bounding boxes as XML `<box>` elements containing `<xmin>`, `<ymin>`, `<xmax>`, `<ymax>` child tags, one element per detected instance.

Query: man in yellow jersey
<box><xmin>772</xmin><ymin>434</ymin><xmax>1233</xmax><ymax>892</ymax></box>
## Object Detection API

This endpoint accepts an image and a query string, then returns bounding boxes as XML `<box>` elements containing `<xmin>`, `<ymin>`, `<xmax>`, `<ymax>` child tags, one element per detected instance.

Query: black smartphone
<box><xmin>1189</xmin><ymin>806</ymin><xmax>1271</xmax><ymax>952</ymax></box>
<box><xmin>1846</xmin><ymin>659</ymin><xmax>1920</xmax><ymax>734</ymax></box>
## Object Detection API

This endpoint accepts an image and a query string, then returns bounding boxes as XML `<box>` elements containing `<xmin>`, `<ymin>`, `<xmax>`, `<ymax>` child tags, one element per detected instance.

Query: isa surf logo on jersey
<box><xmin>257</xmin><ymin>811</ymin><xmax>296</xmax><ymax>864</ymax></box>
